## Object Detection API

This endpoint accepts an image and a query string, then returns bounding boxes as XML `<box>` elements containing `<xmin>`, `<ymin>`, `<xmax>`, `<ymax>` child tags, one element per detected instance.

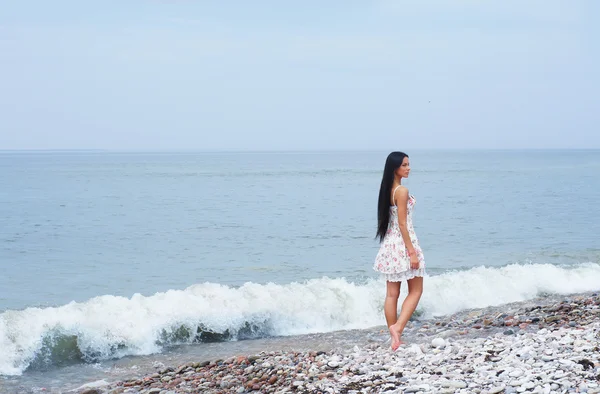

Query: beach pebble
<box><xmin>431</xmin><ymin>337</ymin><xmax>446</xmax><ymax>348</ymax></box>
<box><xmin>79</xmin><ymin>390</ymin><xmax>102</xmax><ymax>394</ymax></box>
<box><xmin>327</xmin><ymin>361</ymin><xmax>339</xmax><ymax>368</ymax></box>
<box><xmin>509</xmin><ymin>369</ymin><xmax>524</xmax><ymax>377</ymax></box>
<box><xmin>404</xmin><ymin>385</ymin><xmax>430</xmax><ymax>393</ymax></box>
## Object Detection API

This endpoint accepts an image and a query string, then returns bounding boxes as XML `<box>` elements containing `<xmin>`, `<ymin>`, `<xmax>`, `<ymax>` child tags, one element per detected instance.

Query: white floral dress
<box><xmin>373</xmin><ymin>186</ymin><xmax>426</xmax><ymax>282</ymax></box>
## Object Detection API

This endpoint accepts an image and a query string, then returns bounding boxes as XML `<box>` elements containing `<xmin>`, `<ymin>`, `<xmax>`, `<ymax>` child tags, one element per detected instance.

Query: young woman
<box><xmin>373</xmin><ymin>151</ymin><xmax>426</xmax><ymax>351</ymax></box>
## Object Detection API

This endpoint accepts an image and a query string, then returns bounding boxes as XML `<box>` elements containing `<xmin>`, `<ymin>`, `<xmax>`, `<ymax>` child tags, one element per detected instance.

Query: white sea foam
<box><xmin>1</xmin><ymin>262</ymin><xmax>599</xmax><ymax>376</ymax></box>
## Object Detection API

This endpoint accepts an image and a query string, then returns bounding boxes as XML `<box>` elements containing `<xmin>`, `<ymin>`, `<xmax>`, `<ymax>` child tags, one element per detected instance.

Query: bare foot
<box><xmin>388</xmin><ymin>325</ymin><xmax>403</xmax><ymax>351</ymax></box>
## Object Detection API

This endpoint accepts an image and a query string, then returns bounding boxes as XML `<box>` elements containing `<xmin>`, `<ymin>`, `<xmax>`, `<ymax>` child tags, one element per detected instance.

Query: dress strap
<box><xmin>391</xmin><ymin>185</ymin><xmax>403</xmax><ymax>206</ymax></box>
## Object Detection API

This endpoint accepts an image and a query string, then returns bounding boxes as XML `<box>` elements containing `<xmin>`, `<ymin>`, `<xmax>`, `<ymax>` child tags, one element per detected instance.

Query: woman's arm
<box><xmin>394</xmin><ymin>187</ymin><xmax>419</xmax><ymax>268</ymax></box>
<box><xmin>394</xmin><ymin>187</ymin><xmax>414</xmax><ymax>254</ymax></box>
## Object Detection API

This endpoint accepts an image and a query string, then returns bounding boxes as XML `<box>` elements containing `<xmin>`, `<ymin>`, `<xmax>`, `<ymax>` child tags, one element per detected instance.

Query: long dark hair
<box><xmin>376</xmin><ymin>151</ymin><xmax>409</xmax><ymax>242</ymax></box>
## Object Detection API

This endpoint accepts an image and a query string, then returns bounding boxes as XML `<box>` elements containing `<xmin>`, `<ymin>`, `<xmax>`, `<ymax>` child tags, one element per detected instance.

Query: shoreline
<box><xmin>72</xmin><ymin>292</ymin><xmax>600</xmax><ymax>394</ymax></box>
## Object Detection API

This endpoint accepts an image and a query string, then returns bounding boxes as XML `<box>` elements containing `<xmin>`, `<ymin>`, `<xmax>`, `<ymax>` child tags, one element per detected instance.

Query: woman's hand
<box><xmin>409</xmin><ymin>252</ymin><xmax>420</xmax><ymax>269</ymax></box>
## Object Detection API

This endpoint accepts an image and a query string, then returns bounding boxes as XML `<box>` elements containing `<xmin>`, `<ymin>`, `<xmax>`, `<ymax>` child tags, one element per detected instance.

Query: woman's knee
<box><xmin>407</xmin><ymin>277</ymin><xmax>424</xmax><ymax>296</ymax></box>
<box><xmin>386</xmin><ymin>287</ymin><xmax>400</xmax><ymax>299</ymax></box>
<box><xmin>408</xmin><ymin>287</ymin><xmax>423</xmax><ymax>297</ymax></box>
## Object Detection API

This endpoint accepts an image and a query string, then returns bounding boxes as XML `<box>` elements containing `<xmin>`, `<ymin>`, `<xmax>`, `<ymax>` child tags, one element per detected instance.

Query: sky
<box><xmin>0</xmin><ymin>0</ymin><xmax>598</xmax><ymax>151</ymax></box>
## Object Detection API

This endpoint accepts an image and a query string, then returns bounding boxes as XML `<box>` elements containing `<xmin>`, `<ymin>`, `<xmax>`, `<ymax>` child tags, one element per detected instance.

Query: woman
<box><xmin>373</xmin><ymin>151</ymin><xmax>426</xmax><ymax>351</ymax></box>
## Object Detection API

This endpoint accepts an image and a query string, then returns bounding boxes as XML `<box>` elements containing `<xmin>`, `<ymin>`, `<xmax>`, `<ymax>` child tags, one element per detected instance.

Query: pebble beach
<box><xmin>72</xmin><ymin>292</ymin><xmax>600</xmax><ymax>394</ymax></box>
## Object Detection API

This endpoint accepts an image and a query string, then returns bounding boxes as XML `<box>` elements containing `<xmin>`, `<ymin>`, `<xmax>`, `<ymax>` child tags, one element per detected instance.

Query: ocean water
<box><xmin>1</xmin><ymin>150</ymin><xmax>600</xmax><ymax>391</ymax></box>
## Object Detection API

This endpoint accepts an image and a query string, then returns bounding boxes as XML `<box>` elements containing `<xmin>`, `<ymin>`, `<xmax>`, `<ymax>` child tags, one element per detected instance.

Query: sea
<box><xmin>1</xmin><ymin>149</ymin><xmax>599</xmax><ymax>392</ymax></box>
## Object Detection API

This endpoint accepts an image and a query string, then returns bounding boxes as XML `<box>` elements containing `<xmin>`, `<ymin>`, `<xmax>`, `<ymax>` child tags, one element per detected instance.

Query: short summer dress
<box><xmin>373</xmin><ymin>185</ymin><xmax>426</xmax><ymax>282</ymax></box>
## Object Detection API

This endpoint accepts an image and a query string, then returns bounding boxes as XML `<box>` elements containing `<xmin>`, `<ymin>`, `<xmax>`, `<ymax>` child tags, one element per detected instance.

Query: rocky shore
<box><xmin>77</xmin><ymin>293</ymin><xmax>600</xmax><ymax>394</ymax></box>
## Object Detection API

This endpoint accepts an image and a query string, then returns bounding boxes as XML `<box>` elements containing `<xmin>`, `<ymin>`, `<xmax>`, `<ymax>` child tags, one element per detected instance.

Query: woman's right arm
<box><xmin>394</xmin><ymin>187</ymin><xmax>419</xmax><ymax>269</ymax></box>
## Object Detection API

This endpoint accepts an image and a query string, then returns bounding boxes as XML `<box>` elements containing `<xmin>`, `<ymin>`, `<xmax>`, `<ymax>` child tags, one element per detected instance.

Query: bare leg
<box><xmin>384</xmin><ymin>281</ymin><xmax>402</xmax><ymax>350</ymax></box>
<box><xmin>390</xmin><ymin>276</ymin><xmax>423</xmax><ymax>345</ymax></box>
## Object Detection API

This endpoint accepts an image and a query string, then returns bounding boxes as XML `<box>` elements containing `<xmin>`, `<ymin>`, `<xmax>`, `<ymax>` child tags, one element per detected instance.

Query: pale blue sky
<box><xmin>0</xmin><ymin>1</ymin><xmax>598</xmax><ymax>150</ymax></box>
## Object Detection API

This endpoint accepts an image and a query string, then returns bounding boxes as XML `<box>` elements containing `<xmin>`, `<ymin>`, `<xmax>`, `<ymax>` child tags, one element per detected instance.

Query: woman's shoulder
<box><xmin>393</xmin><ymin>185</ymin><xmax>409</xmax><ymax>196</ymax></box>
<box><xmin>392</xmin><ymin>185</ymin><xmax>409</xmax><ymax>206</ymax></box>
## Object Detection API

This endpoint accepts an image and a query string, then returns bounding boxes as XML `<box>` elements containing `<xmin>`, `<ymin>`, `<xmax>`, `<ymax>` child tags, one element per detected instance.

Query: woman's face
<box><xmin>395</xmin><ymin>156</ymin><xmax>410</xmax><ymax>179</ymax></box>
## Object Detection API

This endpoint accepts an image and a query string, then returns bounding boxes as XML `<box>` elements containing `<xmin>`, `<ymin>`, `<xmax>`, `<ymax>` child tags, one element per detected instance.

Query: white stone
<box><xmin>509</xmin><ymin>379</ymin><xmax>528</xmax><ymax>387</ymax></box>
<box><xmin>444</xmin><ymin>380</ymin><xmax>467</xmax><ymax>389</ymax></box>
<box><xmin>75</xmin><ymin>380</ymin><xmax>110</xmax><ymax>391</ymax></box>
<box><xmin>558</xmin><ymin>359</ymin><xmax>574</xmax><ymax>366</ymax></box>
<box><xmin>431</xmin><ymin>337</ymin><xmax>446</xmax><ymax>348</ymax></box>
<box><xmin>522</xmin><ymin>381</ymin><xmax>535</xmax><ymax>389</ymax></box>
<box><xmin>509</xmin><ymin>369</ymin><xmax>524</xmax><ymax>377</ymax></box>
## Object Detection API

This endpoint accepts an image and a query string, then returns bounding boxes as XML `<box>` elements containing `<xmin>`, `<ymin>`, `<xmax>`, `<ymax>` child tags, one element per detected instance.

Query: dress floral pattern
<box><xmin>373</xmin><ymin>192</ymin><xmax>426</xmax><ymax>282</ymax></box>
